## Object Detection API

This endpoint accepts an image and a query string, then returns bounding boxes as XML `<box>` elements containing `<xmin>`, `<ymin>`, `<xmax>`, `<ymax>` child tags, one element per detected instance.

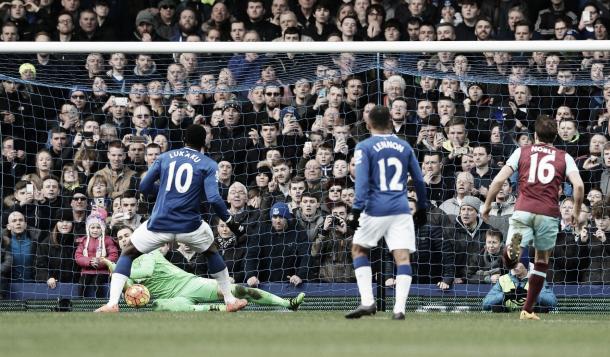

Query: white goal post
<box><xmin>1</xmin><ymin>40</ymin><xmax>610</xmax><ymax>53</ymax></box>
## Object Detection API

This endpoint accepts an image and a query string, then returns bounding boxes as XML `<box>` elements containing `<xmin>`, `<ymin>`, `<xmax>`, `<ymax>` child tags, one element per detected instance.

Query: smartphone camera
<box><xmin>113</xmin><ymin>97</ymin><xmax>128</xmax><ymax>106</ymax></box>
<box><xmin>330</xmin><ymin>216</ymin><xmax>343</xmax><ymax>227</ymax></box>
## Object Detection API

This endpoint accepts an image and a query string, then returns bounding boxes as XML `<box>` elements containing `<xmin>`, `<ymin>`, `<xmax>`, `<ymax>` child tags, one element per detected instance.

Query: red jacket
<box><xmin>75</xmin><ymin>235</ymin><xmax>118</xmax><ymax>275</ymax></box>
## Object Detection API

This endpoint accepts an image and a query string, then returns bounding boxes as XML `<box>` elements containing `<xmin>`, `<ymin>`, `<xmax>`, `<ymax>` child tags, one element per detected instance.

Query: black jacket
<box><xmin>245</xmin><ymin>221</ymin><xmax>311</xmax><ymax>283</ymax></box>
<box><xmin>35</xmin><ymin>232</ymin><xmax>80</xmax><ymax>284</ymax></box>
<box><xmin>441</xmin><ymin>217</ymin><xmax>491</xmax><ymax>285</ymax></box>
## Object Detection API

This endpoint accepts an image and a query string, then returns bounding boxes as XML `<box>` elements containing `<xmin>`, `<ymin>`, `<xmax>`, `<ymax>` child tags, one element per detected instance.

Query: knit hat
<box><xmin>280</xmin><ymin>106</ymin><xmax>299</xmax><ymax>121</ymax></box>
<box><xmin>467</xmin><ymin>81</ymin><xmax>484</xmax><ymax>92</ymax></box>
<box><xmin>69</xmin><ymin>86</ymin><xmax>88</xmax><ymax>97</ymax></box>
<box><xmin>83</xmin><ymin>208</ymin><xmax>108</xmax><ymax>258</ymax></box>
<box><xmin>222</xmin><ymin>99</ymin><xmax>242</xmax><ymax>112</ymax></box>
<box><xmin>136</xmin><ymin>10</ymin><xmax>154</xmax><ymax>25</ymax></box>
<box><xmin>86</xmin><ymin>208</ymin><xmax>107</xmax><ymax>234</ymax></box>
<box><xmin>461</xmin><ymin>196</ymin><xmax>482</xmax><ymax>213</ymax></box>
<box><xmin>270</xmin><ymin>202</ymin><xmax>291</xmax><ymax>220</ymax></box>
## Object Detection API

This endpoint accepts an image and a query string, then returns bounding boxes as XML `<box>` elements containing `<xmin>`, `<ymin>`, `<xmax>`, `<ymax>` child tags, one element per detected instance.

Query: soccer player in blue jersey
<box><xmin>96</xmin><ymin>125</ymin><xmax>247</xmax><ymax>312</ymax></box>
<box><xmin>345</xmin><ymin>105</ymin><xmax>429</xmax><ymax>320</ymax></box>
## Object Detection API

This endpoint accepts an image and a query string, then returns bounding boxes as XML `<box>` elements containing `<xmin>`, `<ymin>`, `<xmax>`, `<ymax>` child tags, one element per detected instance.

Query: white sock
<box><xmin>393</xmin><ymin>274</ymin><xmax>412</xmax><ymax>314</ymax></box>
<box><xmin>355</xmin><ymin>266</ymin><xmax>375</xmax><ymax>306</ymax></box>
<box><xmin>107</xmin><ymin>273</ymin><xmax>128</xmax><ymax>306</ymax></box>
<box><xmin>211</xmin><ymin>268</ymin><xmax>236</xmax><ymax>304</ymax></box>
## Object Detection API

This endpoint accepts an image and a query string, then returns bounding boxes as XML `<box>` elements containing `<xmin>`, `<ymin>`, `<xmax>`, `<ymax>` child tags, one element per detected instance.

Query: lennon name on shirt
<box><xmin>372</xmin><ymin>140</ymin><xmax>405</xmax><ymax>153</ymax></box>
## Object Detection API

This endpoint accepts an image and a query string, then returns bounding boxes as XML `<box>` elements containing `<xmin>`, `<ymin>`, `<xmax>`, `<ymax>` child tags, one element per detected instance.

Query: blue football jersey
<box><xmin>352</xmin><ymin>134</ymin><xmax>428</xmax><ymax>216</ymax></box>
<box><xmin>140</xmin><ymin>147</ymin><xmax>230</xmax><ymax>233</ymax></box>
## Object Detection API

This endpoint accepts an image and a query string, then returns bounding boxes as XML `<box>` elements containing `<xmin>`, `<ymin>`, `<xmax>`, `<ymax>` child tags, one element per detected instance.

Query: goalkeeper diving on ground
<box><xmin>102</xmin><ymin>225</ymin><xmax>305</xmax><ymax>312</ymax></box>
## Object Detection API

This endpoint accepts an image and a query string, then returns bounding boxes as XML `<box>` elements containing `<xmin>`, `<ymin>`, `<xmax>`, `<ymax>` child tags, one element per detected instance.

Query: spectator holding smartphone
<box><xmin>311</xmin><ymin>202</ymin><xmax>354</xmax><ymax>283</ymax></box>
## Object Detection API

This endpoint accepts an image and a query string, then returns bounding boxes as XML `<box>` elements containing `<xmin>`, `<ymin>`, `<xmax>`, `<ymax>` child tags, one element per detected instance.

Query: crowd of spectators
<box><xmin>2</xmin><ymin>0</ymin><xmax>610</xmax><ymax>299</ymax></box>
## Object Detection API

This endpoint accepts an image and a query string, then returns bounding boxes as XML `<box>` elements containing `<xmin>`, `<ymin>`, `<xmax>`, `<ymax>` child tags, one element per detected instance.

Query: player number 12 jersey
<box><xmin>352</xmin><ymin>134</ymin><xmax>426</xmax><ymax>216</ymax></box>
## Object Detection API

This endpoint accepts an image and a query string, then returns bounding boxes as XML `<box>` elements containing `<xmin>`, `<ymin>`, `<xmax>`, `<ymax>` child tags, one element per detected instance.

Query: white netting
<box><xmin>1</xmin><ymin>46</ymin><xmax>607</xmax><ymax>308</ymax></box>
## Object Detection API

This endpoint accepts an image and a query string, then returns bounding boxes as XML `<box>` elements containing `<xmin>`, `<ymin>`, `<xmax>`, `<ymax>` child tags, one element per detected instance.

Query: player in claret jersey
<box><xmin>482</xmin><ymin>115</ymin><xmax>584</xmax><ymax>320</ymax></box>
<box><xmin>96</xmin><ymin>125</ymin><xmax>247</xmax><ymax>313</ymax></box>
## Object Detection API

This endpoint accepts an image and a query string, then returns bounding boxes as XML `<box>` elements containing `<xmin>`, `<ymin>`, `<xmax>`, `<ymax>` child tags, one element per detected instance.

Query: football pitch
<box><xmin>2</xmin><ymin>312</ymin><xmax>609</xmax><ymax>357</ymax></box>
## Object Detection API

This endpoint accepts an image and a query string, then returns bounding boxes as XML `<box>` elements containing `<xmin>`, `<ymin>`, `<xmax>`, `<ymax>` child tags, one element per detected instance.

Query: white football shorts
<box><xmin>352</xmin><ymin>213</ymin><xmax>416</xmax><ymax>252</ymax></box>
<box><xmin>130</xmin><ymin>220</ymin><xmax>215</xmax><ymax>254</ymax></box>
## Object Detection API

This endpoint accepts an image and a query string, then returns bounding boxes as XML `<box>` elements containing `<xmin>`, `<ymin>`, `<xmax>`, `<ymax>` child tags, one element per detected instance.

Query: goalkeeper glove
<box><xmin>225</xmin><ymin>215</ymin><xmax>246</xmax><ymax>237</ymax></box>
<box><xmin>349</xmin><ymin>208</ymin><xmax>362</xmax><ymax>231</ymax></box>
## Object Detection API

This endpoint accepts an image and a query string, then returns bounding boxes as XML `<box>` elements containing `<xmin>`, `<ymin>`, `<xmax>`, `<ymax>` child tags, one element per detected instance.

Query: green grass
<box><xmin>1</xmin><ymin>312</ymin><xmax>609</xmax><ymax>357</ymax></box>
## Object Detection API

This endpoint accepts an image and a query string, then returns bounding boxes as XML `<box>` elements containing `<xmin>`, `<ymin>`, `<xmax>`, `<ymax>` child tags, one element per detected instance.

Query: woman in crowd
<box><xmin>35</xmin><ymin>210</ymin><xmax>80</xmax><ymax>288</ymax></box>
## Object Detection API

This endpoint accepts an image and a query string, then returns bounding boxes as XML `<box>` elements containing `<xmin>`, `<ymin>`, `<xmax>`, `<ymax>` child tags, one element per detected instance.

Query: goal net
<box><xmin>1</xmin><ymin>41</ymin><xmax>609</xmax><ymax>312</ymax></box>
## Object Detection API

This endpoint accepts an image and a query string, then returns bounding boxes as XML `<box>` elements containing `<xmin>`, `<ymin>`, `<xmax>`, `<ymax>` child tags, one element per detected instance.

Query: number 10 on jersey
<box><xmin>166</xmin><ymin>161</ymin><xmax>193</xmax><ymax>193</ymax></box>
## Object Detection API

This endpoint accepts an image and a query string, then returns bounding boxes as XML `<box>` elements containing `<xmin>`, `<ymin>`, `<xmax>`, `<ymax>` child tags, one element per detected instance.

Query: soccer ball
<box><xmin>124</xmin><ymin>284</ymin><xmax>150</xmax><ymax>308</ymax></box>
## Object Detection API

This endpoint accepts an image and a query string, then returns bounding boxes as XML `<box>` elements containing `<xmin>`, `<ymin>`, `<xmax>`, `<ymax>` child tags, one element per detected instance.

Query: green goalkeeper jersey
<box><xmin>109</xmin><ymin>250</ymin><xmax>199</xmax><ymax>299</ymax></box>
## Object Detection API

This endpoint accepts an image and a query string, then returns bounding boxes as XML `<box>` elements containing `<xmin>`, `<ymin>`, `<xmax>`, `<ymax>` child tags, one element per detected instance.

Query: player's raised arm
<box><xmin>140</xmin><ymin>158</ymin><xmax>161</xmax><ymax>195</ymax></box>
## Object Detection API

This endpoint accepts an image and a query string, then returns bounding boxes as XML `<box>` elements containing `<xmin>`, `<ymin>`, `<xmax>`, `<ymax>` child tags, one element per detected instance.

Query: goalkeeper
<box><xmin>103</xmin><ymin>226</ymin><xmax>305</xmax><ymax>312</ymax></box>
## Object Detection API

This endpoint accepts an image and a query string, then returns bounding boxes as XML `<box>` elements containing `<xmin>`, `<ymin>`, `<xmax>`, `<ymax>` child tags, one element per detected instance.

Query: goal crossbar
<box><xmin>2</xmin><ymin>40</ymin><xmax>610</xmax><ymax>54</ymax></box>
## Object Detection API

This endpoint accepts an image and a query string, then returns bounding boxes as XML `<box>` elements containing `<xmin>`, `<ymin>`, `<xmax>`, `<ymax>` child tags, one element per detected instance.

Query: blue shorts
<box><xmin>506</xmin><ymin>210</ymin><xmax>559</xmax><ymax>251</ymax></box>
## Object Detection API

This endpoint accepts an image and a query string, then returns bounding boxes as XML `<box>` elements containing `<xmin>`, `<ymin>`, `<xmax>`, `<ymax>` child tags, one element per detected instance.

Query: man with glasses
<box><xmin>70</xmin><ymin>187</ymin><xmax>89</xmax><ymax>236</ymax></box>
<box><xmin>69</xmin><ymin>88</ymin><xmax>90</xmax><ymax>117</ymax></box>
<box><xmin>55</xmin><ymin>11</ymin><xmax>75</xmax><ymax>42</ymax></box>
<box><xmin>155</xmin><ymin>0</ymin><xmax>176</xmax><ymax>40</ymax></box>
<box><xmin>128</xmin><ymin>104</ymin><xmax>156</xmax><ymax>139</ymax></box>
<box><xmin>263</xmin><ymin>82</ymin><xmax>285</xmax><ymax>118</ymax></box>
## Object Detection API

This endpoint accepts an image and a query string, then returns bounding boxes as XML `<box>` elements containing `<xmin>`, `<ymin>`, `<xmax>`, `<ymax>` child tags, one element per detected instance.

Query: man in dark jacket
<box><xmin>438</xmin><ymin>196</ymin><xmax>491</xmax><ymax>290</ymax></box>
<box><xmin>245</xmin><ymin>202</ymin><xmax>311</xmax><ymax>286</ymax></box>
<box><xmin>2</xmin><ymin>211</ymin><xmax>42</xmax><ymax>285</ymax></box>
